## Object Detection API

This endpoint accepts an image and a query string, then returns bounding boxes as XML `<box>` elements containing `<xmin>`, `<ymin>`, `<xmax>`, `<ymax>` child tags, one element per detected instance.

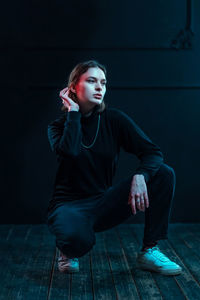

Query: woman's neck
<box><xmin>81</xmin><ymin>105</ymin><xmax>97</xmax><ymax>117</ymax></box>
<box><xmin>83</xmin><ymin>110</ymin><xmax>93</xmax><ymax>117</ymax></box>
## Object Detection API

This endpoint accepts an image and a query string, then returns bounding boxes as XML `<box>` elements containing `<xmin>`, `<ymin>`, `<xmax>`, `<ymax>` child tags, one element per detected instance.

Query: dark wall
<box><xmin>1</xmin><ymin>0</ymin><xmax>200</xmax><ymax>223</ymax></box>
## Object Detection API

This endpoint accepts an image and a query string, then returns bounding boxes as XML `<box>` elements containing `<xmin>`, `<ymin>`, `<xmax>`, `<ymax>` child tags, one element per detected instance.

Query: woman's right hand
<box><xmin>59</xmin><ymin>87</ymin><xmax>80</xmax><ymax>112</ymax></box>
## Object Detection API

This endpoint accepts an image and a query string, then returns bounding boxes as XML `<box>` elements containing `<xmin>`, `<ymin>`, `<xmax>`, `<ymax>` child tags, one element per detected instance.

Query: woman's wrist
<box><xmin>68</xmin><ymin>107</ymin><xmax>79</xmax><ymax>112</ymax></box>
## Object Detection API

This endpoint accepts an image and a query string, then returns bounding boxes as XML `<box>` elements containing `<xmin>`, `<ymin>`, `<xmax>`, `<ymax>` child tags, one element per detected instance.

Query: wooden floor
<box><xmin>0</xmin><ymin>223</ymin><xmax>200</xmax><ymax>300</ymax></box>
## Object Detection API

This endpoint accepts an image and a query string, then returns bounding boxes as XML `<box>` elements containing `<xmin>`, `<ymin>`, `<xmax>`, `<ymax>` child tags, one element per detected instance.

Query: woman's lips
<box><xmin>94</xmin><ymin>95</ymin><xmax>102</xmax><ymax>99</ymax></box>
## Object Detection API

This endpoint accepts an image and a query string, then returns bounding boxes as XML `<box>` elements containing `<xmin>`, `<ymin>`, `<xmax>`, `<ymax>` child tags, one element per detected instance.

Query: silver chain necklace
<box><xmin>81</xmin><ymin>114</ymin><xmax>101</xmax><ymax>149</ymax></box>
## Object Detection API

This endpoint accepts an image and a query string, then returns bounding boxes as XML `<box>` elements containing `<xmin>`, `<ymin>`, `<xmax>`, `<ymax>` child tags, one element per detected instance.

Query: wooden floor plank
<box><xmin>20</xmin><ymin>225</ymin><xmax>55</xmax><ymax>300</ymax></box>
<box><xmin>183</xmin><ymin>224</ymin><xmax>200</xmax><ymax>241</ymax></box>
<box><xmin>103</xmin><ymin>228</ymin><xmax>140</xmax><ymax>299</ymax></box>
<box><xmin>0</xmin><ymin>225</ymin><xmax>55</xmax><ymax>300</ymax></box>
<box><xmin>90</xmin><ymin>231</ymin><xmax>118</xmax><ymax>299</ymax></box>
<box><xmin>0</xmin><ymin>223</ymin><xmax>199</xmax><ymax>299</ymax></box>
<box><xmin>131</xmin><ymin>224</ymin><xmax>200</xmax><ymax>300</ymax></box>
<box><xmin>167</xmin><ymin>225</ymin><xmax>200</xmax><ymax>284</ymax></box>
<box><xmin>0</xmin><ymin>225</ymin><xmax>13</xmax><ymax>240</ymax></box>
<box><xmin>171</xmin><ymin>224</ymin><xmax>200</xmax><ymax>261</ymax></box>
<box><xmin>0</xmin><ymin>225</ymin><xmax>31</xmax><ymax>300</ymax></box>
<box><xmin>116</xmin><ymin>225</ymin><xmax>163</xmax><ymax>300</ymax></box>
<box><xmin>49</xmin><ymin>248</ymin><xmax>94</xmax><ymax>300</ymax></box>
<box><xmin>164</xmin><ymin>238</ymin><xmax>200</xmax><ymax>300</ymax></box>
<box><xmin>71</xmin><ymin>251</ymin><xmax>93</xmax><ymax>300</ymax></box>
<box><xmin>47</xmin><ymin>247</ymin><xmax>71</xmax><ymax>300</ymax></box>
<box><xmin>129</xmin><ymin>224</ymin><xmax>186</xmax><ymax>300</ymax></box>
<box><xmin>186</xmin><ymin>224</ymin><xmax>200</xmax><ymax>236</ymax></box>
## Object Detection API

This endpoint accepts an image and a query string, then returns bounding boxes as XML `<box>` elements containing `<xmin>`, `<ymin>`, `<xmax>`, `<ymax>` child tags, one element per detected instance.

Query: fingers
<box><xmin>144</xmin><ymin>192</ymin><xmax>149</xmax><ymax>208</ymax></box>
<box><xmin>59</xmin><ymin>87</ymin><xmax>69</xmax><ymax>98</ymax></box>
<box><xmin>135</xmin><ymin>193</ymin><xmax>144</xmax><ymax>211</ymax></box>
<box><xmin>128</xmin><ymin>192</ymin><xmax>136</xmax><ymax>215</ymax></box>
<box><xmin>59</xmin><ymin>87</ymin><xmax>70</xmax><ymax>107</ymax></box>
<box><xmin>139</xmin><ymin>194</ymin><xmax>145</xmax><ymax>211</ymax></box>
<box><xmin>63</xmin><ymin>87</ymin><xmax>69</xmax><ymax>95</ymax></box>
<box><xmin>131</xmin><ymin>199</ymin><xmax>137</xmax><ymax>215</ymax></box>
<box><xmin>60</xmin><ymin>96</ymin><xmax>69</xmax><ymax>110</ymax></box>
<box><xmin>60</xmin><ymin>95</ymin><xmax>67</xmax><ymax>104</ymax></box>
<box><xmin>62</xmin><ymin>87</ymin><xmax>69</xmax><ymax>93</ymax></box>
<box><xmin>128</xmin><ymin>192</ymin><xmax>149</xmax><ymax>215</ymax></box>
<box><xmin>128</xmin><ymin>191</ymin><xmax>131</xmax><ymax>205</ymax></box>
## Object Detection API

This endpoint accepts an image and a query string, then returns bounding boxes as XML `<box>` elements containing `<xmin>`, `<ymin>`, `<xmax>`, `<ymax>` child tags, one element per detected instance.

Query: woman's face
<box><xmin>70</xmin><ymin>67</ymin><xmax>107</xmax><ymax>113</ymax></box>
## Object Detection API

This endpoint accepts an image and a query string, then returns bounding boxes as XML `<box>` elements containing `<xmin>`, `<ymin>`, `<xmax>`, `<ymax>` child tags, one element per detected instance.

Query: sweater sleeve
<box><xmin>113</xmin><ymin>109</ymin><xmax>164</xmax><ymax>183</ymax></box>
<box><xmin>47</xmin><ymin>111</ymin><xmax>82</xmax><ymax>158</ymax></box>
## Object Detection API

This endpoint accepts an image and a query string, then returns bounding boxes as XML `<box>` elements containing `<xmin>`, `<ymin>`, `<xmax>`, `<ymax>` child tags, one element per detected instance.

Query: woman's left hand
<box><xmin>128</xmin><ymin>174</ymin><xmax>149</xmax><ymax>215</ymax></box>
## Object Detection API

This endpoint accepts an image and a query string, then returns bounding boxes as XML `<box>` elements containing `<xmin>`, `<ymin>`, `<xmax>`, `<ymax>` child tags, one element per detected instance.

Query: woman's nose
<box><xmin>95</xmin><ymin>85</ymin><xmax>102</xmax><ymax>90</ymax></box>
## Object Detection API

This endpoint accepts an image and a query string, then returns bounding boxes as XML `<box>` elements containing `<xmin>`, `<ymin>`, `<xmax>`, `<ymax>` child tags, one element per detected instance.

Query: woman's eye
<box><xmin>87</xmin><ymin>80</ymin><xmax>106</xmax><ymax>85</ymax></box>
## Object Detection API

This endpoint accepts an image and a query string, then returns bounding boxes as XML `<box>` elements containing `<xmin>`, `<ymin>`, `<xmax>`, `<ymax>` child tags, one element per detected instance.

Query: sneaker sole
<box><xmin>136</xmin><ymin>261</ymin><xmax>182</xmax><ymax>276</ymax></box>
<box><xmin>58</xmin><ymin>266</ymin><xmax>80</xmax><ymax>273</ymax></box>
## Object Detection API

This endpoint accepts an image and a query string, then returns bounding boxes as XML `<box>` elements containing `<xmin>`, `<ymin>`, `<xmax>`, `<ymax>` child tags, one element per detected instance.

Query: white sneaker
<box><xmin>58</xmin><ymin>250</ymin><xmax>79</xmax><ymax>273</ymax></box>
<box><xmin>136</xmin><ymin>246</ymin><xmax>182</xmax><ymax>276</ymax></box>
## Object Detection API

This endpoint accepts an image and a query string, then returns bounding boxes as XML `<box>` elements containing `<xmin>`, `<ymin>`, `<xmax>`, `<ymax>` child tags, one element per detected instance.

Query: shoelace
<box><xmin>58</xmin><ymin>256</ymin><xmax>78</xmax><ymax>263</ymax></box>
<box><xmin>146</xmin><ymin>246</ymin><xmax>171</xmax><ymax>262</ymax></box>
<box><xmin>71</xmin><ymin>258</ymin><xmax>79</xmax><ymax>262</ymax></box>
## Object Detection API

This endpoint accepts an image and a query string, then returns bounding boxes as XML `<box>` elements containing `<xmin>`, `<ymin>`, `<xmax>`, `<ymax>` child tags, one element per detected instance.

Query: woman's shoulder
<box><xmin>105</xmin><ymin>107</ymin><xmax>137</xmax><ymax>130</ymax></box>
<box><xmin>48</xmin><ymin>112</ymin><xmax>67</xmax><ymax>127</ymax></box>
<box><xmin>106</xmin><ymin>106</ymin><xmax>129</xmax><ymax>120</ymax></box>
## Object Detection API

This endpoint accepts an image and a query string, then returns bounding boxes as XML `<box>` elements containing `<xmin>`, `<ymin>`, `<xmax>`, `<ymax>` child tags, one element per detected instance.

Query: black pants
<box><xmin>46</xmin><ymin>163</ymin><xmax>176</xmax><ymax>258</ymax></box>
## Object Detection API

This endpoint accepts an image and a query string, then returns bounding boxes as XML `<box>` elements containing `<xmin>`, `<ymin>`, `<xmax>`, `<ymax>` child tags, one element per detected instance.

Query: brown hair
<box><xmin>61</xmin><ymin>60</ymin><xmax>108</xmax><ymax>113</ymax></box>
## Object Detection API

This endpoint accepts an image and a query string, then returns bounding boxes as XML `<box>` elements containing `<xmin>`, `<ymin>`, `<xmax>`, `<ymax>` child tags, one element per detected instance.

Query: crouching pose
<box><xmin>46</xmin><ymin>60</ymin><xmax>182</xmax><ymax>276</ymax></box>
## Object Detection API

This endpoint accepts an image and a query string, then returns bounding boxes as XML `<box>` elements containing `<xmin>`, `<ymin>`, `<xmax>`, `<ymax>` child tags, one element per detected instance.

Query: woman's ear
<box><xmin>70</xmin><ymin>84</ymin><xmax>76</xmax><ymax>94</ymax></box>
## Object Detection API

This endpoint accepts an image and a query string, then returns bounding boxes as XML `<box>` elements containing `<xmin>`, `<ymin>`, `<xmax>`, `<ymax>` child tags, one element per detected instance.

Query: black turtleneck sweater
<box><xmin>47</xmin><ymin>105</ymin><xmax>164</xmax><ymax>213</ymax></box>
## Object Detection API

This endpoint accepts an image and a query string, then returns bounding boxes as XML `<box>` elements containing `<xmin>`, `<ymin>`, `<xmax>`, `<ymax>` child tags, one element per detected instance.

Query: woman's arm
<box><xmin>112</xmin><ymin>108</ymin><xmax>164</xmax><ymax>183</ymax></box>
<box><xmin>47</xmin><ymin>111</ymin><xmax>82</xmax><ymax>158</ymax></box>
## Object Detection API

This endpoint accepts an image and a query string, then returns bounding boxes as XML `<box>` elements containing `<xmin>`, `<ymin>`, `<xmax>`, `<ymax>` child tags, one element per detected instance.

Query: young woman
<box><xmin>46</xmin><ymin>60</ymin><xmax>182</xmax><ymax>276</ymax></box>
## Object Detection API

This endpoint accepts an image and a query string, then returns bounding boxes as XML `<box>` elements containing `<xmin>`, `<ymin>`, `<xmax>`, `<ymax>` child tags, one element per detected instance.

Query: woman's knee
<box><xmin>52</xmin><ymin>214</ymin><xmax>96</xmax><ymax>257</ymax></box>
<box><xmin>57</xmin><ymin>226</ymin><xmax>96</xmax><ymax>258</ymax></box>
<box><xmin>156</xmin><ymin>163</ymin><xmax>176</xmax><ymax>184</ymax></box>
